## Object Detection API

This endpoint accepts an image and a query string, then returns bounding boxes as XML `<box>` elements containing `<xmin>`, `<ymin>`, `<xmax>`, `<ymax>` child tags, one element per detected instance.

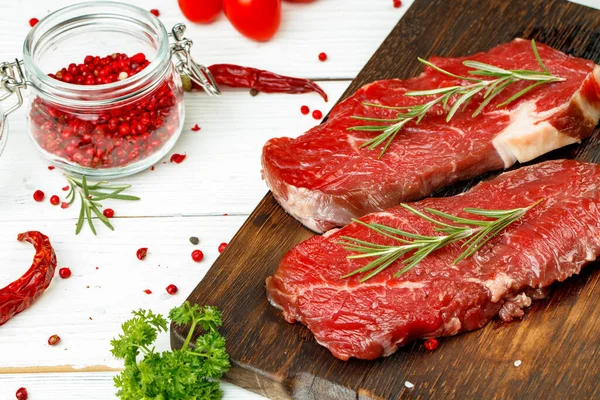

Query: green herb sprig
<box><xmin>349</xmin><ymin>40</ymin><xmax>564</xmax><ymax>157</ymax></box>
<box><xmin>338</xmin><ymin>199</ymin><xmax>543</xmax><ymax>282</ymax></box>
<box><xmin>111</xmin><ymin>301</ymin><xmax>230</xmax><ymax>400</ymax></box>
<box><xmin>65</xmin><ymin>176</ymin><xmax>140</xmax><ymax>235</ymax></box>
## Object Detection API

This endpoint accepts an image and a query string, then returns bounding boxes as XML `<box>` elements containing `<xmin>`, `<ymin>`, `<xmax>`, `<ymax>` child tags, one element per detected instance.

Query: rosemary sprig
<box><xmin>65</xmin><ymin>175</ymin><xmax>140</xmax><ymax>235</ymax></box>
<box><xmin>338</xmin><ymin>199</ymin><xmax>543</xmax><ymax>282</ymax></box>
<box><xmin>349</xmin><ymin>40</ymin><xmax>564</xmax><ymax>157</ymax></box>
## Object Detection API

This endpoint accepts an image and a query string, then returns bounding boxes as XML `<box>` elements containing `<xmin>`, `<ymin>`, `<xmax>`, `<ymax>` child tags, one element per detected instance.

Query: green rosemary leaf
<box><xmin>446</xmin><ymin>86</ymin><xmax>484</xmax><ymax>122</ymax></box>
<box><xmin>473</xmin><ymin>79</ymin><xmax>513</xmax><ymax>116</ymax></box>
<box><xmin>400</xmin><ymin>204</ymin><xmax>456</xmax><ymax>229</ymax></box>
<box><xmin>423</xmin><ymin>207</ymin><xmax>490</xmax><ymax>227</ymax></box>
<box><xmin>417</xmin><ymin>57</ymin><xmax>479</xmax><ymax>82</ymax></box>
<box><xmin>360</xmin><ymin>250</ymin><xmax>410</xmax><ymax>282</ymax></box>
<box><xmin>496</xmin><ymin>80</ymin><xmax>548</xmax><ymax>108</ymax></box>
<box><xmin>405</xmin><ymin>86</ymin><xmax>463</xmax><ymax>97</ymax></box>
<box><xmin>355</xmin><ymin>219</ymin><xmax>430</xmax><ymax>241</ymax></box>
<box><xmin>463</xmin><ymin>61</ymin><xmax>510</xmax><ymax>75</ymax></box>
<box><xmin>531</xmin><ymin>39</ymin><xmax>550</xmax><ymax>75</ymax></box>
<box><xmin>82</xmin><ymin>175</ymin><xmax>90</xmax><ymax>199</ymax></box>
<box><xmin>76</xmin><ymin>198</ymin><xmax>85</xmax><ymax>235</ymax></box>
<box><xmin>351</xmin><ymin>116</ymin><xmax>404</xmax><ymax>123</ymax></box>
<box><xmin>66</xmin><ymin>186</ymin><xmax>76</xmax><ymax>205</ymax></box>
<box><xmin>84</xmin><ymin>201</ymin><xmax>97</xmax><ymax>236</ymax></box>
<box><xmin>91</xmin><ymin>206</ymin><xmax>115</xmax><ymax>231</ymax></box>
<box><xmin>362</xmin><ymin>102</ymin><xmax>413</xmax><ymax>110</ymax></box>
<box><xmin>337</xmin><ymin>237</ymin><xmax>396</xmax><ymax>249</ymax></box>
<box><xmin>108</xmin><ymin>194</ymin><xmax>141</xmax><ymax>201</ymax></box>
<box><xmin>88</xmin><ymin>188</ymin><xmax>127</xmax><ymax>201</ymax></box>
<box><xmin>347</xmin><ymin>125</ymin><xmax>391</xmax><ymax>132</ymax></box>
<box><xmin>464</xmin><ymin>207</ymin><xmax>520</xmax><ymax>216</ymax></box>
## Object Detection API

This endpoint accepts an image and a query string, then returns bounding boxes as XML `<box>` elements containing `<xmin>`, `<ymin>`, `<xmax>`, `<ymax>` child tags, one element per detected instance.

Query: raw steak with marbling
<box><xmin>266</xmin><ymin>159</ymin><xmax>600</xmax><ymax>360</ymax></box>
<box><xmin>262</xmin><ymin>39</ymin><xmax>600</xmax><ymax>232</ymax></box>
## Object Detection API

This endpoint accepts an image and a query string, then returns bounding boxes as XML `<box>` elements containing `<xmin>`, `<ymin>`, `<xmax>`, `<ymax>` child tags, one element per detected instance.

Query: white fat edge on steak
<box><xmin>268</xmin><ymin>183</ymin><xmax>346</xmax><ymax>233</ymax></box>
<box><xmin>493</xmin><ymin>65</ymin><xmax>600</xmax><ymax>167</ymax></box>
<box><xmin>266</xmin><ymin>177</ymin><xmax>396</xmax><ymax>233</ymax></box>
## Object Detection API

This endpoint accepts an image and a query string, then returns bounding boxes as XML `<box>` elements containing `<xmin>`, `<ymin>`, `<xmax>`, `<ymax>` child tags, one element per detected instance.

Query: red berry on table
<box><xmin>218</xmin><ymin>242</ymin><xmax>228</xmax><ymax>253</ymax></box>
<box><xmin>29</xmin><ymin>18</ymin><xmax>39</xmax><ymax>27</ymax></box>
<box><xmin>191</xmin><ymin>249</ymin><xmax>204</xmax><ymax>262</ymax></box>
<box><xmin>48</xmin><ymin>334</ymin><xmax>61</xmax><ymax>346</ymax></box>
<box><xmin>62</xmin><ymin>185</ymin><xmax>70</xmax><ymax>191</ymax></box>
<box><xmin>136</xmin><ymin>247</ymin><xmax>148</xmax><ymax>260</ymax></box>
<box><xmin>60</xmin><ymin>202</ymin><xmax>69</xmax><ymax>209</ymax></box>
<box><xmin>318</xmin><ymin>52</ymin><xmax>327</xmax><ymax>62</ymax></box>
<box><xmin>300</xmin><ymin>105</ymin><xmax>310</xmax><ymax>115</ymax></box>
<box><xmin>312</xmin><ymin>109</ymin><xmax>323</xmax><ymax>120</ymax></box>
<box><xmin>191</xmin><ymin>124</ymin><xmax>201</xmax><ymax>131</ymax></box>
<box><xmin>48</xmin><ymin>166</ymin><xmax>55</xmax><ymax>171</ymax></box>
<box><xmin>50</xmin><ymin>195</ymin><xmax>60</xmax><ymax>206</ymax></box>
<box><xmin>393</xmin><ymin>0</ymin><xmax>402</xmax><ymax>7</ymax></box>
<box><xmin>103</xmin><ymin>208</ymin><xmax>115</xmax><ymax>218</ymax></box>
<box><xmin>166</xmin><ymin>284</ymin><xmax>178</xmax><ymax>295</ymax></box>
<box><xmin>150</xmin><ymin>9</ymin><xmax>160</xmax><ymax>16</ymax></box>
<box><xmin>15</xmin><ymin>387</ymin><xmax>28</xmax><ymax>400</ymax></box>
<box><xmin>170</xmin><ymin>153</ymin><xmax>186</xmax><ymax>164</ymax></box>
<box><xmin>59</xmin><ymin>267</ymin><xmax>72</xmax><ymax>279</ymax></box>
<box><xmin>33</xmin><ymin>190</ymin><xmax>45</xmax><ymax>202</ymax></box>
<box><xmin>143</xmin><ymin>289</ymin><xmax>152</xmax><ymax>294</ymax></box>
<box><xmin>424</xmin><ymin>338</ymin><xmax>439</xmax><ymax>351</ymax></box>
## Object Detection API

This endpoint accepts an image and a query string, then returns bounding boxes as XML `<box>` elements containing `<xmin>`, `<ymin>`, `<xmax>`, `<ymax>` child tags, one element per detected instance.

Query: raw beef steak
<box><xmin>266</xmin><ymin>160</ymin><xmax>600</xmax><ymax>360</ymax></box>
<box><xmin>262</xmin><ymin>39</ymin><xmax>600</xmax><ymax>232</ymax></box>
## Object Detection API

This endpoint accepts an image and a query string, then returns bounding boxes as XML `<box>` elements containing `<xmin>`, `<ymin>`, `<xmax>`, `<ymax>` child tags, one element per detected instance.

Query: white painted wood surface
<box><xmin>0</xmin><ymin>0</ymin><xmax>413</xmax><ymax>398</ymax></box>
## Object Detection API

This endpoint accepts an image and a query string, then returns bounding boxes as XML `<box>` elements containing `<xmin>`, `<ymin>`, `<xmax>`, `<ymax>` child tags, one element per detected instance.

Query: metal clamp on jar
<box><xmin>0</xmin><ymin>1</ymin><xmax>220</xmax><ymax>179</ymax></box>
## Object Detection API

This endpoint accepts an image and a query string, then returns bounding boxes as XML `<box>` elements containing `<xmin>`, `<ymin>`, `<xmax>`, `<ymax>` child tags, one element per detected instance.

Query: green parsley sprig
<box><xmin>111</xmin><ymin>302</ymin><xmax>230</xmax><ymax>400</ymax></box>
<box><xmin>65</xmin><ymin>175</ymin><xmax>140</xmax><ymax>235</ymax></box>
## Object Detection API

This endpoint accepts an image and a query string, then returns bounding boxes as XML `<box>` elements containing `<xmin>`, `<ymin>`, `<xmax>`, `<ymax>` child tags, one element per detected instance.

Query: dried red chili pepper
<box><xmin>204</xmin><ymin>64</ymin><xmax>328</xmax><ymax>101</ymax></box>
<box><xmin>0</xmin><ymin>232</ymin><xmax>57</xmax><ymax>326</ymax></box>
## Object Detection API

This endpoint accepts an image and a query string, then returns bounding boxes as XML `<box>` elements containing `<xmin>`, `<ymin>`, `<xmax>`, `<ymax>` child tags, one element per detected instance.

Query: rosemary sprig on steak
<box><xmin>349</xmin><ymin>40</ymin><xmax>564</xmax><ymax>157</ymax></box>
<box><xmin>338</xmin><ymin>199</ymin><xmax>543</xmax><ymax>282</ymax></box>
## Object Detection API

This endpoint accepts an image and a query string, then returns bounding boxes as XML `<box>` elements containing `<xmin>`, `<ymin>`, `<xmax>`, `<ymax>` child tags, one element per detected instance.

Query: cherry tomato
<box><xmin>224</xmin><ymin>0</ymin><xmax>281</xmax><ymax>42</ymax></box>
<box><xmin>179</xmin><ymin>0</ymin><xmax>223</xmax><ymax>23</ymax></box>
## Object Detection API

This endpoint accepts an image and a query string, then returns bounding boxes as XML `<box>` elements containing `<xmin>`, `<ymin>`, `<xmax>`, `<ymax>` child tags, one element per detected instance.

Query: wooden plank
<box><xmin>171</xmin><ymin>0</ymin><xmax>600</xmax><ymax>399</ymax></box>
<box><xmin>0</xmin><ymin>372</ymin><xmax>265</xmax><ymax>400</ymax></box>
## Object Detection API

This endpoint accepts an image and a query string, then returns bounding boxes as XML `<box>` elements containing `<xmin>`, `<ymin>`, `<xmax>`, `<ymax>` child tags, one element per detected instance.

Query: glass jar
<box><xmin>0</xmin><ymin>1</ymin><xmax>220</xmax><ymax>179</ymax></box>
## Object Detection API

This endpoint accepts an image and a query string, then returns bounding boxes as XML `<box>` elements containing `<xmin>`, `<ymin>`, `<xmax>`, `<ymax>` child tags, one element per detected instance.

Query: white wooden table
<box><xmin>0</xmin><ymin>1</ymin><xmax>412</xmax><ymax>398</ymax></box>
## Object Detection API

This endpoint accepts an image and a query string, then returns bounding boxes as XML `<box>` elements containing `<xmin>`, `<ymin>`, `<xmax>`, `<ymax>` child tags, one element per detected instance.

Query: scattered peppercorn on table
<box><xmin>0</xmin><ymin>0</ymin><xmax>412</xmax><ymax>398</ymax></box>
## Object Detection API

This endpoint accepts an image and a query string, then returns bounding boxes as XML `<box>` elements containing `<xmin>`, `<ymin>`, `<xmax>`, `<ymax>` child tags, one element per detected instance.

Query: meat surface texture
<box><xmin>266</xmin><ymin>160</ymin><xmax>600</xmax><ymax>361</ymax></box>
<box><xmin>262</xmin><ymin>39</ymin><xmax>600</xmax><ymax>232</ymax></box>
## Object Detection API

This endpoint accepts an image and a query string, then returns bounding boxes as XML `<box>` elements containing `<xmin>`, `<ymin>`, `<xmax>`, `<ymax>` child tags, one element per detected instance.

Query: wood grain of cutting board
<box><xmin>171</xmin><ymin>0</ymin><xmax>600</xmax><ymax>398</ymax></box>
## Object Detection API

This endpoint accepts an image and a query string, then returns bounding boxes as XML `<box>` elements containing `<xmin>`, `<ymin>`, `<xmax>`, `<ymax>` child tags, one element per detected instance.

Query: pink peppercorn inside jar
<box><xmin>17</xmin><ymin>2</ymin><xmax>218</xmax><ymax>178</ymax></box>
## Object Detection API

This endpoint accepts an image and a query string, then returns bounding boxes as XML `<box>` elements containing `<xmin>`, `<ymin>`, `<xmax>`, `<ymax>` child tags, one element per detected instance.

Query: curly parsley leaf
<box><xmin>111</xmin><ymin>301</ymin><xmax>230</xmax><ymax>399</ymax></box>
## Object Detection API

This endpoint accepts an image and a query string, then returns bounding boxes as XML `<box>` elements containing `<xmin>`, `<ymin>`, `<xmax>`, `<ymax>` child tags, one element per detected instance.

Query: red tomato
<box><xmin>179</xmin><ymin>0</ymin><xmax>223</xmax><ymax>23</ymax></box>
<box><xmin>224</xmin><ymin>0</ymin><xmax>281</xmax><ymax>42</ymax></box>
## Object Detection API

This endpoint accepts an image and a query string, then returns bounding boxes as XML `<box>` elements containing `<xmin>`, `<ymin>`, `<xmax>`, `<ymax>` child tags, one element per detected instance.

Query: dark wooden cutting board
<box><xmin>171</xmin><ymin>0</ymin><xmax>600</xmax><ymax>398</ymax></box>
